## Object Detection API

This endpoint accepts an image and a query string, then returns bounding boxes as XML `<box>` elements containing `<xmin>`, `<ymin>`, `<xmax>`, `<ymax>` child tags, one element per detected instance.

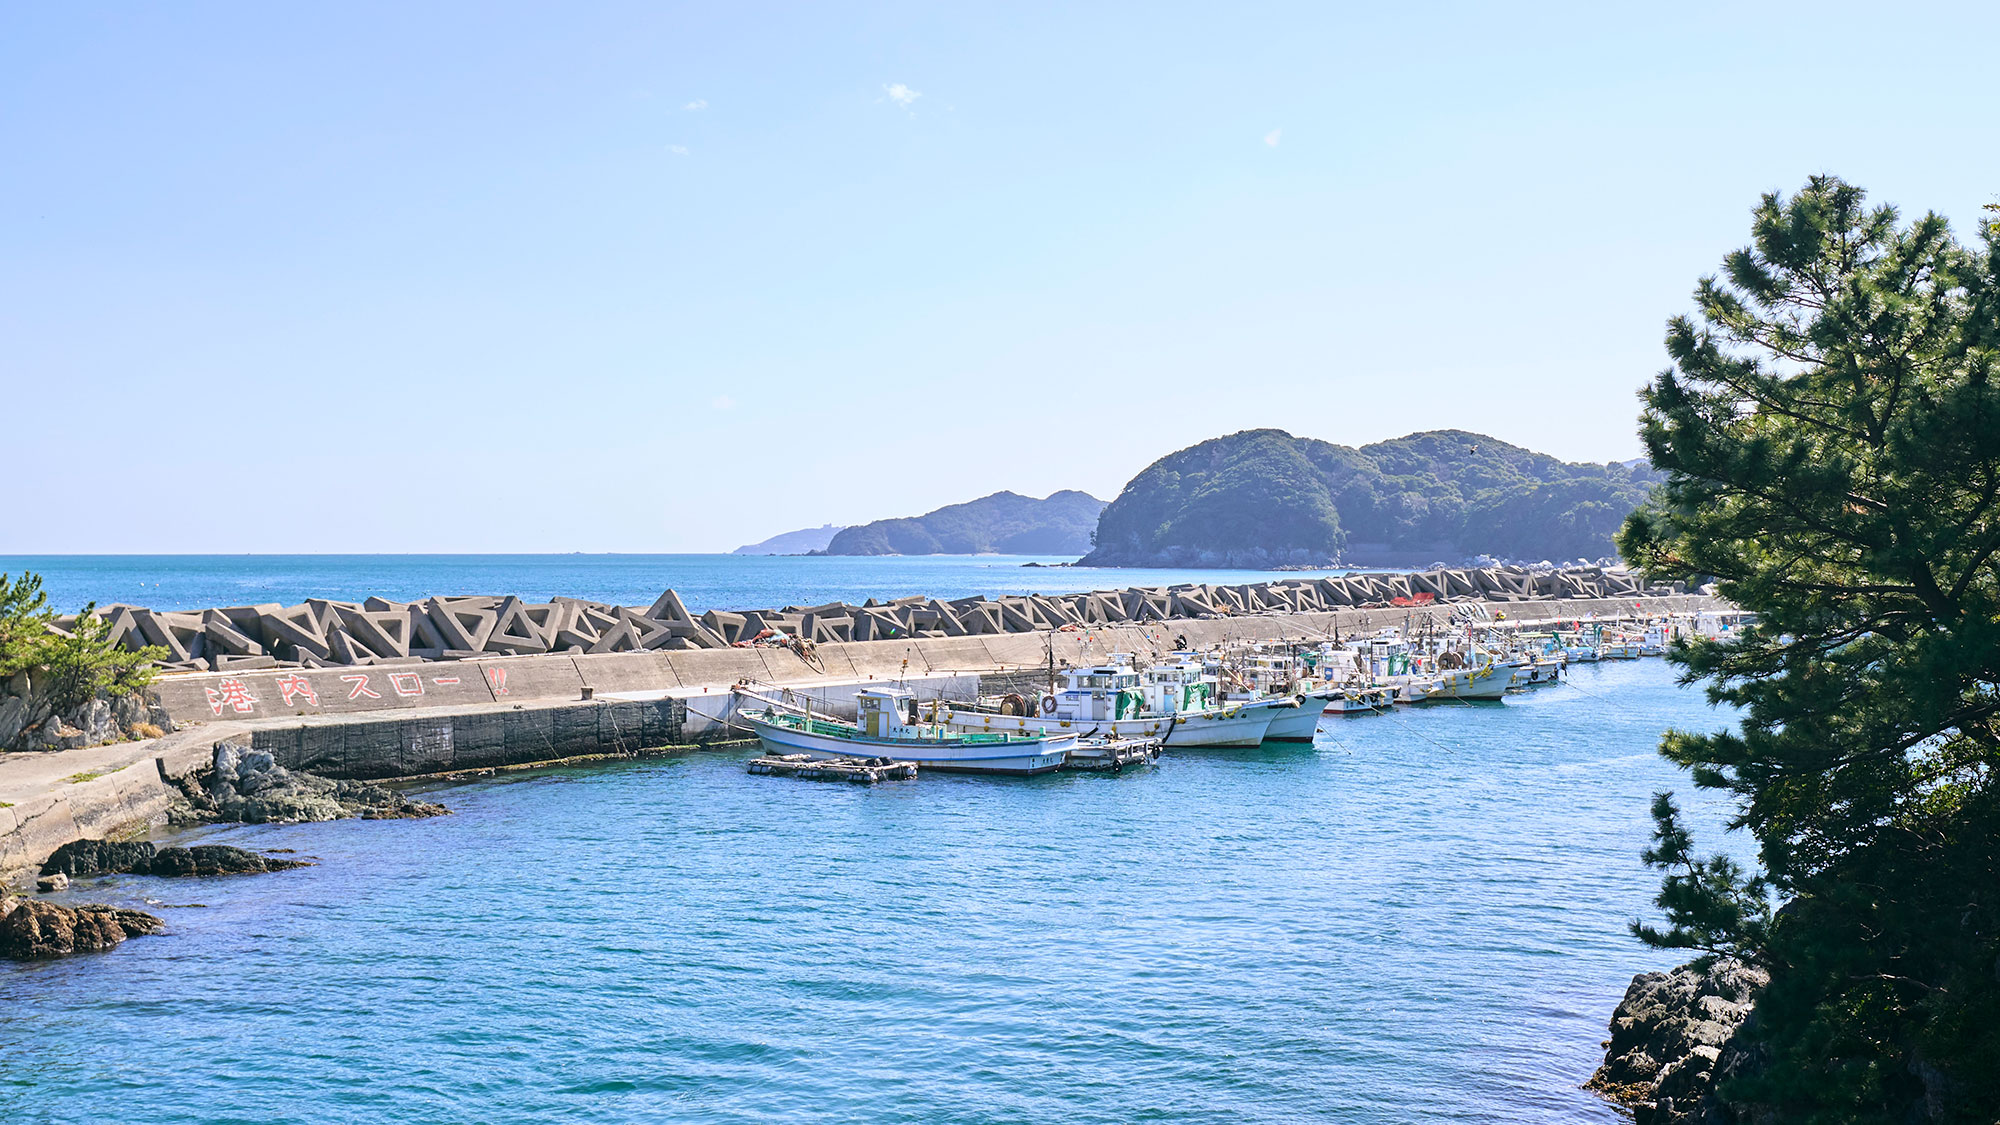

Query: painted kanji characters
<box><xmin>203</xmin><ymin>678</ymin><xmax>258</xmax><ymax>716</ymax></box>
<box><xmin>275</xmin><ymin>673</ymin><xmax>319</xmax><ymax>707</ymax></box>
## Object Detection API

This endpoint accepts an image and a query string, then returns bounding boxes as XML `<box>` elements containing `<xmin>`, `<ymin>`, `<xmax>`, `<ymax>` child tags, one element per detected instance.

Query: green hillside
<box><xmin>824</xmin><ymin>490</ymin><xmax>1107</xmax><ymax>556</ymax></box>
<box><xmin>1081</xmin><ymin>429</ymin><xmax>1660</xmax><ymax>567</ymax></box>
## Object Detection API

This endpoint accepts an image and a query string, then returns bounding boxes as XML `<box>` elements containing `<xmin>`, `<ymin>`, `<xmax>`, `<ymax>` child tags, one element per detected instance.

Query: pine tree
<box><xmin>0</xmin><ymin>571</ymin><xmax>56</xmax><ymax>678</ymax></box>
<box><xmin>39</xmin><ymin>603</ymin><xmax>165</xmax><ymax>714</ymax></box>
<box><xmin>1620</xmin><ymin>176</ymin><xmax>2000</xmax><ymax>1120</ymax></box>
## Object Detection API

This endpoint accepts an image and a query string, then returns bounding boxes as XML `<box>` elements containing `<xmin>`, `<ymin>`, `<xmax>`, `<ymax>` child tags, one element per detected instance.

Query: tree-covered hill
<box><xmin>823</xmin><ymin>490</ymin><xmax>1106</xmax><ymax>556</ymax></box>
<box><xmin>1081</xmin><ymin>429</ymin><xmax>1661</xmax><ymax>567</ymax></box>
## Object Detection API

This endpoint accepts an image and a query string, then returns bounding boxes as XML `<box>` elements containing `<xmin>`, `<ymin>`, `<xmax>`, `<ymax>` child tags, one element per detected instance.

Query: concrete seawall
<box><xmin>66</xmin><ymin>564</ymin><xmax>1689</xmax><ymax>675</ymax></box>
<box><xmin>144</xmin><ymin>595</ymin><xmax>1721</xmax><ymax>728</ymax></box>
<box><xmin>1</xmin><ymin>593</ymin><xmax>1724</xmax><ymax>886</ymax></box>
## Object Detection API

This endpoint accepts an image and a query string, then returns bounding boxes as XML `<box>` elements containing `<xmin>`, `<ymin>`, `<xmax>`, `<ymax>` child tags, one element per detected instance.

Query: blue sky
<box><xmin>4</xmin><ymin>1</ymin><xmax>1997</xmax><ymax>553</ymax></box>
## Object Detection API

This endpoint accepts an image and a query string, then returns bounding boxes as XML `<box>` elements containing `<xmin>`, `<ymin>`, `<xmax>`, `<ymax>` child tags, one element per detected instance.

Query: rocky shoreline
<box><xmin>168</xmin><ymin>741</ymin><xmax>449</xmax><ymax>825</ymax></box>
<box><xmin>1589</xmin><ymin>959</ymin><xmax>1768</xmax><ymax>1124</ymax></box>
<box><xmin>0</xmin><ymin>895</ymin><xmax>164</xmax><ymax>959</ymax></box>
<box><xmin>2</xmin><ymin>739</ymin><xmax>449</xmax><ymax>961</ymax></box>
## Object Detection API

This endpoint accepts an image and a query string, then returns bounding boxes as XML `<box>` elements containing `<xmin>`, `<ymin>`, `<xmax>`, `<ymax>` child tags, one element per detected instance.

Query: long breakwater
<box><xmin>60</xmin><ymin>564</ymin><xmax>1685</xmax><ymax>674</ymax></box>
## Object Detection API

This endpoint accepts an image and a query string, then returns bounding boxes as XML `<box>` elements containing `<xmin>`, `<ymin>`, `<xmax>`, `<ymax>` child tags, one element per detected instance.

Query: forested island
<box><xmin>731</xmin><ymin>524</ymin><xmax>847</xmax><ymax>555</ymax></box>
<box><xmin>1080</xmin><ymin>429</ymin><xmax>1661</xmax><ymax>568</ymax></box>
<box><xmin>821</xmin><ymin>490</ymin><xmax>1105</xmax><ymax>556</ymax></box>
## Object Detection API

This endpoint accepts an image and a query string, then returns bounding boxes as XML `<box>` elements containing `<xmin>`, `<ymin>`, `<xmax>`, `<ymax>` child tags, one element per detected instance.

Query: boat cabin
<box><xmin>854</xmin><ymin>687</ymin><xmax>914</xmax><ymax>739</ymax></box>
<box><xmin>1051</xmin><ymin>664</ymin><xmax>1144</xmax><ymax>721</ymax></box>
<box><xmin>1338</xmin><ymin>637</ymin><xmax>1411</xmax><ymax>680</ymax></box>
<box><xmin>1243</xmin><ymin>653</ymin><xmax>1300</xmax><ymax>693</ymax></box>
<box><xmin>1140</xmin><ymin>661</ymin><xmax>1219</xmax><ymax>714</ymax></box>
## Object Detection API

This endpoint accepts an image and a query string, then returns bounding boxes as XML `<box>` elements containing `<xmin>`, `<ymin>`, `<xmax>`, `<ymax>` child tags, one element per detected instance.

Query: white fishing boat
<box><xmin>938</xmin><ymin>656</ymin><xmax>1278</xmax><ymax>748</ymax></box>
<box><xmin>1599</xmin><ymin>634</ymin><xmax>1643</xmax><ymax>660</ymax></box>
<box><xmin>1497</xmin><ymin>633</ymin><xmax>1566</xmax><ymax>686</ymax></box>
<box><xmin>1638</xmin><ymin>624</ymin><xmax>1671</xmax><ymax>656</ymax></box>
<box><xmin>1220</xmin><ymin>650</ymin><xmax>1329</xmax><ymax>742</ymax></box>
<box><xmin>1558</xmin><ymin>630</ymin><xmax>1602</xmax><ymax>662</ymax></box>
<box><xmin>1400</xmin><ymin>658</ymin><xmax>1517</xmax><ymax>702</ymax></box>
<box><xmin>1140</xmin><ymin>659</ymin><xmax>1281</xmax><ymax>747</ymax></box>
<box><xmin>1256</xmin><ymin>695</ymin><xmax>1326</xmax><ymax>741</ymax></box>
<box><xmin>936</xmin><ymin>660</ymin><xmax>1176</xmax><ymax>741</ymax></box>
<box><xmin>739</xmin><ymin>687</ymin><xmax>1074</xmax><ymax>776</ymax></box>
<box><xmin>1509</xmin><ymin>657</ymin><xmax>1565</xmax><ymax>686</ymax></box>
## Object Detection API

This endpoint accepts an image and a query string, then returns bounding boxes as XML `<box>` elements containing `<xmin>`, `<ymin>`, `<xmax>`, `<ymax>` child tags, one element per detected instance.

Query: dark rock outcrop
<box><xmin>1589</xmin><ymin>958</ymin><xmax>1768</xmax><ymax>1124</ymax></box>
<box><xmin>39</xmin><ymin>839</ymin><xmax>309</xmax><ymax>879</ymax></box>
<box><xmin>172</xmin><ymin>741</ymin><xmax>448</xmax><ymax>823</ymax></box>
<box><xmin>37</xmin><ymin>839</ymin><xmax>158</xmax><ymax>878</ymax></box>
<box><xmin>0</xmin><ymin>894</ymin><xmax>164</xmax><ymax>959</ymax></box>
<box><xmin>142</xmin><ymin>844</ymin><xmax>309</xmax><ymax>877</ymax></box>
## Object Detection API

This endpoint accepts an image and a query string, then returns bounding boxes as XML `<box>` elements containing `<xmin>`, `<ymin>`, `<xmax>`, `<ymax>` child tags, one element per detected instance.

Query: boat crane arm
<box><xmin>728</xmin><ymin>684</ymin><xmax>847</xmax><ymax>726</ymax></box>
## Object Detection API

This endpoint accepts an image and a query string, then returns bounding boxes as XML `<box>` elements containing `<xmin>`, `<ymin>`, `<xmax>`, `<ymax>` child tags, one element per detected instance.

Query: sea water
<box><xmin>1</xmin><ymin>554</ymin><xmax>1394</xmax><ymax>617</ymax></box>
<box><xmin>1</xmin><ymin>671</ymin><xmax>1737</xmax><ymax>1123</ymax></box>
<box><xmin>0</xmin><ymin>557</ymin><xmax>1736</xmax><ymax>1123</ymax></box>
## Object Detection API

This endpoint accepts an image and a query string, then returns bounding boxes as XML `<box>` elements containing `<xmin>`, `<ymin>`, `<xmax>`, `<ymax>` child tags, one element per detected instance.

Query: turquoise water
<box><xmin>2</xmin><ymin>659</ymin><xmax>1738</xmax><ymax>1124</ymax></box>
<box><xmin>0</xmin><ymin>554</ymin><xmax>1386</xmax><ymax>617</ymax></box>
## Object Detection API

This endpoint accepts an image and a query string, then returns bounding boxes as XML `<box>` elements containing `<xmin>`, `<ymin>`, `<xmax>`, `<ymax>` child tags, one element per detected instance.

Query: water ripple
<box><xmin>1</xmin><ymin>661</ymin><xmax>1739</xmax><ymax>1124</ymax></box>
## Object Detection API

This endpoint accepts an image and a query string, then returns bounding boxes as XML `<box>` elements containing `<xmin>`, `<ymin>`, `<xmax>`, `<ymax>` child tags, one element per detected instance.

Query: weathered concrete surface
<box><xmin>150</xmin><ymin>662</ymin><xmax>501</xmax><ymax>720</ymax></box>
<box><xmin>244</xmin><ymin>695</ymin><xmax>688</xmax><ymax>779</ymax></box>
<box><xmin>0</xmin><ymin>724</ymin><xmax>247</xmax><ymax>887</ymax></box>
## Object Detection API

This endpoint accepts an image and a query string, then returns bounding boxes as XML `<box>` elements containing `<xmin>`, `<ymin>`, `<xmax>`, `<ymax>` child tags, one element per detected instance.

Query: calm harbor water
<box><xmin>1</xmin><ymin>656</ymin><xmax>1737</xmax><ymax>1124</ymax></box>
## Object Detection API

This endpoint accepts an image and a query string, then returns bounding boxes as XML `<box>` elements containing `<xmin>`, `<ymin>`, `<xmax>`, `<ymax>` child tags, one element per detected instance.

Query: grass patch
<box><xmin>132</xmin><ymin>722</ymin><xmax>165</xmax><ymax>740</ymax></box>
<box><xmin>63</xmin><ymin>771</ymin><xmax>104</xmax><ymax>784</ymax></box>
<box><xmin>0</xmin><ymin>801</ymin><xmax>12</xmax><ymax>808</ymax></box>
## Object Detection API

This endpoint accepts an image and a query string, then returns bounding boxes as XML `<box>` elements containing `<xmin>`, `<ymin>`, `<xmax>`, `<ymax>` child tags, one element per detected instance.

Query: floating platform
<box><xmin>746</xmin><ymin>753</ymin><xmax>917</xmax><ymax>783</ymax></box>
<box><xmin>1061</xmin><ymin>737</ymin><xmax>1163</xmax><ymax>772</ymax></box>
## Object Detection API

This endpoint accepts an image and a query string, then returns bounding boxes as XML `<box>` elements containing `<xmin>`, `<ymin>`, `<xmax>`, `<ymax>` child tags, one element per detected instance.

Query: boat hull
<box><xmin>937</xmin><ymin>709</ymin><xmax>1174</xmax><ymax>742</ymax></box>
<box><xmin>1160</xmin><ymin>706</ymin><xmax>1278</xmax><ymax>748</ymax></box>
<box><xmin>1510</xmin><ymin>660</ymin><xmax>1564</xmax><ymax>687</ymax></box>
<box><xmin>1324</xmin><ymin>689</ymin><xmax>1393</xmax><ymax>714</ymax></box>
<box><xmin>745</xmin><ymin>713</ymin><xmax>1074</xmax><ymax>776</ymax></box>
<box><xmin>1254</xmin><ymin>695</ymin><xmax>1329</xmax><ymax>742</ymax></box>
<box><xmin>1405</xmin><ymin>663</ymin><xmax>1517</xmax><ymax>703</ymax></box>
<box><xmin>938</xmin><ymin>705</ymin><xmax>1275</xmax><ymax>748</ymax></box>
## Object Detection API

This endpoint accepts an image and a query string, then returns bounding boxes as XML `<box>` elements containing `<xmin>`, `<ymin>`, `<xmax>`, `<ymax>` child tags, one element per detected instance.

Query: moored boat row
<box><xmin>735</xmin><ymin>608</ymin><xmax>1754</xmax><ymax>775</ymax></box>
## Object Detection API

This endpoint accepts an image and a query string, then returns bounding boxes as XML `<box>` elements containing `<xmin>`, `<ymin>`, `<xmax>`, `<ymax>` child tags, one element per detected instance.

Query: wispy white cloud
<box><xmin>668</xmin><ymin>144</ymin><xmax>689</xmax><ymax>156</ymax></box>
<box><xmin>1265</xmin><ymin>128</ymin><xmax>1282</xmax><ymax>147</ymax></box>
<box><xmin>883</xmin><ymin>83</ymin><xmax>921</xmax><ymax>108</ymax></box>
<box><xmin>710</xmin><ymin>394</ymin><xmax>736</xmax><ymax>410</ymax></box>
<box><xmin>684</xmin><ymin>98</ymin><xmax>707</xmax><ymax>111</ymax></box>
